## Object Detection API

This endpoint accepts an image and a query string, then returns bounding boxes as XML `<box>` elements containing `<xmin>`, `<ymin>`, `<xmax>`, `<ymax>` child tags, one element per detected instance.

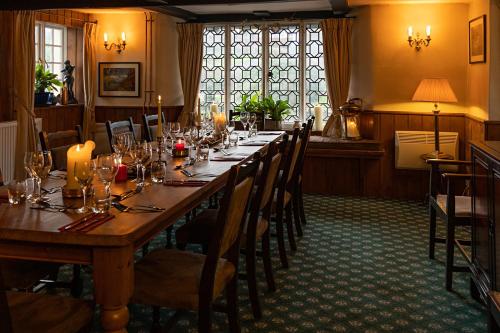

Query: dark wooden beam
<box><xmin>0</xmin><ymin>0</ymin><xmax>167</xmax><ymax>10</ymax></box>
<box><xmin>146</xmin><ymin>5</ymin><xmax>197</xmax><ymax>20</ymax></box>
<box><xmin>328</xmin><ymin>0</ymin><xmax>349</xmax><ymax>13</ymax></box>
<box><xmin>189</xmin><ymin>10</ymin><xmax>343</xmax><ymax>23</ymax></box>
<box><xmin>166</xmin><ymin>0</ymin><xmax>305</xmax><ymax>4</ymax></box>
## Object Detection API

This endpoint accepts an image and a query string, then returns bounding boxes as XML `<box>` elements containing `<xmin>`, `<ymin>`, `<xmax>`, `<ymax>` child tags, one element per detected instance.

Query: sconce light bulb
<box><xmin>426</xmin><ymin>25</ymin><xmax>431</xmax><ymax>37</ymax></box>
<box><xmin>104</xmin><ymin>32</ymin><xmax>108</xmax><ymax>43</ymax></box>
<box><xmin>408</xmin><ymin>26</ymin><xmax>413</xmax><ymax>38</ymax></box>
<box><xmin>121</xmin><ymin>32</ymin><xmax>126</xmax><ymax>42</ymax></box>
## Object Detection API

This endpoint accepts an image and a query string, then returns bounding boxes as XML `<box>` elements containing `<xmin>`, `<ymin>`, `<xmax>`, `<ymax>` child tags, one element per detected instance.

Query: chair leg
<box><xmin>70</xmin><ymin>265</ymin><xmax>83</xmax><ymax>298</ymax></box>
<box><xmin>262</xmin><ymin>229</ymin><xmax>276</xmax><ymax>292</ymax></box>
<box><xmin>285</xmin><ymin>204</ymin><xmax>297</xmax><ymax>251</ymax></box>
<box><xmin>165</xmin><ymin>226</ymin><xmax>173</xmax><ymax>249</ymax></box>
<box><xmin>429</xmin><ymin>207</ymin><xmax>437</xmax><ymax>260</ymax></box>
<box><xmin>298</xmin><ymin>182</ymin><xmax>307</xmax><ymax>225</ymax></box>
<box><xmin>151</xmin><ymin>306</ymin><xmax>161</xmax><ymax>333</ymax></box>
<box><xmin>275</xmin><ymin>206</ymin><xmax>289</xmax><ymax>268</ymax></box>
<box><xmin>292</xmin><ymin>194</ymin><xmax>303</xmax><ymax>237</ymax></box>
<box><xmin>246</xmin><ymin>238</ymin><xmax>262</xmax><ymax>319</ymax></box>
<box><xmin>445</xmin><ymin>219</ymin><xmax>456</xmax><ymax>291</ymax></box>
<box><xmin>226</xmin><ymin>276</ymin><xmax>241</xmax><ymax>333</ymax></box>
<box><xmin>198</xmin><ymin>303</ymin><xmax>212</xmax><ymax>333</ymax></box>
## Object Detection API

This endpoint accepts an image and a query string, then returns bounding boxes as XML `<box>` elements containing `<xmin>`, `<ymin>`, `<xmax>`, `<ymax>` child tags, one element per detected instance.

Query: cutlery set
<box><xmin>58</xmin><ymin>212</ymin><xmax>115</xmax><ymax>233</ymax></box>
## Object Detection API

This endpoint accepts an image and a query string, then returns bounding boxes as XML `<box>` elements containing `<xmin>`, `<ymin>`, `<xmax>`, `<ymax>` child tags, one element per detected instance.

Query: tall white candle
<box><xmin>210</xmin><ymin>102</ymin><xmax>218</xmax><ymax>119</ymax></box>
<box><xmin>157</xmin><ymin>95</ymin><xmax>163</xmax><ymax>138</ymax></box>
<box><xmin>66</xmin><ymin>141</ymin><xmax>95</xmax><ymax>190</ymax></box>
<box><xmin>313</xmin><ymin>104</ymin><xmax>323</xmax><ymax>131</ymax></box>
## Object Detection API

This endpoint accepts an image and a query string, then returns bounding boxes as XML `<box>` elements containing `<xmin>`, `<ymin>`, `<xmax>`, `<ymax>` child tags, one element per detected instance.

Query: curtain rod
<box><xmin>177</xmin><ymin>16</ymin><xmax>355</xmax><ymax>26</ymax></box>
<box><xmin>36</xmin><ymin>10</ymin><xmax>97</xmax><ymax>24</ymax></box>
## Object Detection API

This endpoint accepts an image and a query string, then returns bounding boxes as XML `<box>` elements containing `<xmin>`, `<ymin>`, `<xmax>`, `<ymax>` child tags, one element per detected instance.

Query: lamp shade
<box><xmin>412</xmin><ymin>78</ymin><xmax>458</xmax><ymax>103</ymax></box>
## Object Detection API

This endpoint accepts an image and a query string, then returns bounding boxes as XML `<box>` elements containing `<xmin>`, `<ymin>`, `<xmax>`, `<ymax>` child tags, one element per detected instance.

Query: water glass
<box><xmin>198</xmin><ymin>144</ymin><xmax>210</xmax><ymax>161</ymax></box>
<box><xmin>8</xmin><ymin>180</ymin><xmax>26</xmax><ymax>205</ymax></box>
<box><xmin>92</xmin><ymin>183</ymin><xmax>111</xmax><ymax>213</ymax></box>
<box><xmin>24</xmin><ymin>177</ymin><xmax>41</xmax><ymax>203</ymax></box>
<box><xmin>229</xmin><ymin>132</ymin><xmax>239</xmax><ymax>147</ymax></box>
<box><xmin>151</xmin><ymin>160</ymin><xmax>167</xmax><ymax>183</ymax></box>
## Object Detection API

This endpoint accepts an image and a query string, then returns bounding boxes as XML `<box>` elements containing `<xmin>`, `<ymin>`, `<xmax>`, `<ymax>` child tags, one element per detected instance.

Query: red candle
<box><xmin>175</xmin><ymin>140</ymin><xmax>185</xmax><ymax>151</ymax></box>
<box><xmin>115</xmin><ymin>164</ymin><xmax>128</xmax><ymax>182</ymax></box>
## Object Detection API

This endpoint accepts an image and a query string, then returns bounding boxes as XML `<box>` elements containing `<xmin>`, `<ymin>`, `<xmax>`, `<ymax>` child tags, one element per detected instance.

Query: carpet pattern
<box><xmin>62</xmin><ymin>194</ymin><xmax>486</xmax><ymax>332</ymax></box>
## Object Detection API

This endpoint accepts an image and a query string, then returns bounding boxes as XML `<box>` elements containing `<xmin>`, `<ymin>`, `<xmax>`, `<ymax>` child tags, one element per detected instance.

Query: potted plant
<box><xmin>35</xmin><ymin>63</ymin><xmax>62</xmax><ymax>106</ymax></box>
<box><xmin>261</xmin><ymin>95</ymin><xmax>290</xmax><ymax>130</ymax></box>
<box><xmin>235</xmin><ymin>93</ymin><xmax>262</xmax><ymax>114</ymax></box>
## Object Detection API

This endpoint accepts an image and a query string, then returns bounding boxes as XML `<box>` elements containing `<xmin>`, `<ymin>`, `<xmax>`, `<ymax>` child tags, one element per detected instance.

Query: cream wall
<box><xmin>350</xmin><ymin>4</ymin><xmax>469</xmax><ymax>114</ymax></box>
<box><xmin>90</xmin><ymin>11</ymin><xmax>183</xmax><ymax>107</ymax></box>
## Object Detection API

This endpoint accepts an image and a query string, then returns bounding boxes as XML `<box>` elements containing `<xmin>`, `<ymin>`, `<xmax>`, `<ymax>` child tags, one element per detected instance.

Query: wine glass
<box><xmin>240</xmin><ymin>111</ymin><xmax>249</xmax><ymax>138</ymax></box>
<box><xmin>227</xmin><ymin>120</ymin><xmax>236</xmax><ymax>135</ymax></box>
<box><xmin>40</xmin><ymin>151</ymin><xmax>53</xmax><ymax>180</ymax></box>
<box><xmin>248</xmin><ymin>113</ymin><xmax>257</xmax><ymax>137</ymax></box>
<box><xmin>129</xmin><ymin>141</ymin><xmax>151</xmax><ymax>186</ymax></box>
<box><xmin>96</xmin><ymin>154</ymin><xmax>120</xmax><ymax>187</ymax></box>
<box><xmin>25</xmin><ymin>151</ymin><xmax>45</xmax><ymax>203</ymax></box>
<box><xmin>112</xmin><ymin>133</ymin><xmax>131</xmax><ymax>158</ymax></box>
<box><xmin>74</xmin><ymin>160</ymin><xmax>95</xmax><ymax>214</ymax></box>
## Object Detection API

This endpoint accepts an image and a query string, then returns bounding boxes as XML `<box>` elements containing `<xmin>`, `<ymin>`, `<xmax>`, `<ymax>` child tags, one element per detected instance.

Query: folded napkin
<box><xmin>210</xmin><ymin>155</ymin><xmax>248</xmax><ymax>161</ymax></box>
<box><xmin>258</xmin><ymin>132</ymin><xmax>282</xmax><ymax>135</ymax></box>
<box><xmin>59</xmin><ymin>212</ymin><xmax>115</xmax><ymax>233</ymax></box>
<box><xmin>238</xmin><ymin>141</ymin><xmax>268</xmax><ymax>146</ymax></box>
<box><xmin>164</xmin><ymin>180</ymin><xmax>209</xmax><ymax>187</ymax></box>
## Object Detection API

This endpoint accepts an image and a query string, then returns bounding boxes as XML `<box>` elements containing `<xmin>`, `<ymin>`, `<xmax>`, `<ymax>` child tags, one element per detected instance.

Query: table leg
<box><xmin>93</xmin><ymin>246</ymin><xmax>134</xmax><ymax>333</ymax></box>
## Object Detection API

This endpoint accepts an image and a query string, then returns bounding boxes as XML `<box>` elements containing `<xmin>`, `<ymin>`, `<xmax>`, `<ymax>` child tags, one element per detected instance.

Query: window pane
<box><xmin>306</xmin><ymin>24</ymin><xmax>330</xmax><ymax>121</ymax></box>
<box><xmin>269</xmin><ymin>25</ymin><xmax>300</xmax><ymax>121</ymax></box>
<box><xmin>53</xmin><ymin>46</ymin><xmax>62</xmax><ymax>62</ymax></box>
<box><xmin>45</xmin><ymin>45</ymin><xmax>53</xmax><ymax>62</ymax></box>
<box><xmin>35</xmin><ymin>24</ymin><xmax>39</xmax><ymax>44</ymax></box>
<box><xmin>230</xmin><ymin>25</ymin><xmax>262</xmax><ymax>111</ymax></box>
<box><xmin>45</xmin><ymin>27</ymin><xmax>53</xmax><ymax>45</ymax></box>
<box><xmin>53</xmin><ymin>28</ymin><xmax>63</xmax><ymax>46</ymax></box>
<box><xmin>200</xmin><ymin>26</ymin><xmax>225</xmax><ymax>114</ymax></box>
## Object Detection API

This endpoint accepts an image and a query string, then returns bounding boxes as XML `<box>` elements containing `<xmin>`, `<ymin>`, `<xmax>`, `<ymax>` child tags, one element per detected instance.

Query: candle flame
<box><xmin>76</xmin><ymin>144</ymin><xmax>81</xmax><ymax>152</ymax></box>
<box><xmin>158</xmin><ymin>95</ymin><xmax>162</xmax><ymax>102</ymax></box>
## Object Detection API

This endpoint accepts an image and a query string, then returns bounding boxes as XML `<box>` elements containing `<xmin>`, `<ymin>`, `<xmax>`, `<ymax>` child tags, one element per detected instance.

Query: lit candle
<box><xmin>313</xmin><ymin>104</ymin><xmax>323</xmax><ymax>131</ymax></box>
<box><xmin>175</xmin><ymin>139</ymin><xmax>185</xmax><ymax>151</ymax></box>
<box><xmin>115</xmin><ymin>164</ymin><xmax>128</xmax><ymax>182</ymax></box>
<box><xmin>104</xmin><ymin>32</ymin><xmax>108</xmax><ymax>44</ymax></box>
<box><xmin>197</xmin><ymin>94</ymin><xmax>202</xmax><ymax>125</ymax></box>
<box><xmin>121</xmin><ymin>32</ymin><xmax>126</xmax><ymax>43</ymax></box>
<box><xmin>157</xmin><ymin>95</ymin><xmax>163</xmax><ymax>139</ymax></box>
<box><xmin>346</xmin><ymin>119</ymin><xmax>360</xmax><ymax>138</ymax></box>
<box><xmin>408</xmin><ymin>26</ymin><xmax>413</xmax><ymax>38</ymax></box>
<box><xmin>426</xmin><ymin>25</ymin><xmax>431</xmax><ymax>37</ymax></box>
<box><xmin>66</xmin><ymin>141</ymin><xmax>95</xmax><ymax>190</ymax></box>
<box><xmin>213</xmin><ymin>112</ymin><xmax>226</xmax><ymax>136</ymax></box>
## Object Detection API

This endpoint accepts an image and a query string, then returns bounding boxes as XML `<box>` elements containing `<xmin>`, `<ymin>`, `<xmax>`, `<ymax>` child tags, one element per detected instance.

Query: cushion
<box><xmin>8</xmin><ymin>291</ymin><xmax>93</xmax><ymax>333</ymax></box>
<box><xmin>131</xmin><ymin>249</ymin><xmax>235</xmax><ymax>310</ymax></box>
<box><xmin>436</xmin><ymin>194</ymin><xmax>472</xmax><ymax>217</ymax></box>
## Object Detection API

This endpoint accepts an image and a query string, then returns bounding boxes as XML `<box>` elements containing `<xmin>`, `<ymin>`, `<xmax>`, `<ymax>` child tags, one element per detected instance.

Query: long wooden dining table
<box><xmin>0</xmin><ymin>132</ymin><xmax>282</xmax><ymax>332</ymax></box>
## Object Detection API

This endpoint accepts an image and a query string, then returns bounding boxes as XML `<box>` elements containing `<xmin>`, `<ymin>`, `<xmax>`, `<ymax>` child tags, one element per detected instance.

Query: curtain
<box><xmin>13</xmin><ymin>11</ymin><xmax>36</xmax><ymax>180</ymax></box>
<box><xmin>320</xmin><ymin>18</ymin><xmax>354</xmax><ymax>136</ymax></box>
<box><xmin>82</xmin><ymin>22</ymin><xmax>97</xmax><ymax>140</ymax></box>
<box><xmin>176</xmin><ymin>23</ymin><xmax>204</xmax><ymax>127</ymax></box>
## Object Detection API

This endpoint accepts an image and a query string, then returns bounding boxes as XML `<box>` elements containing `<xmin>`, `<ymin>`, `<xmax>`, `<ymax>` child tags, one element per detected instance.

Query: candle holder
<box><xmin>172</xmin><ymin>148</ymin><xmax>189</xmax><ymax>158</ymax></box>
<box><xmin>157</xmin><ymin>136</ymin><xmax>165</xmax><ymax>163</ymax></box>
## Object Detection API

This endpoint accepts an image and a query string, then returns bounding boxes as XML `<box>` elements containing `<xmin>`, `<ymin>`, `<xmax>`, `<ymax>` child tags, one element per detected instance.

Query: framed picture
<box><xmin>98</xmin><ymin>62</ymin><xmax>140</xmax><ymax>97</ymax></box>
<box><xmin>469</xmin><ymin>15</ymin><xmax>486</xmax><ymax>64</ymax></box>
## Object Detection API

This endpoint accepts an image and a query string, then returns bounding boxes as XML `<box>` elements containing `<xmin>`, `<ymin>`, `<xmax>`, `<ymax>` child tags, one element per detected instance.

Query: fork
<box><xmin>112</xmin><ymin>202</ymin><xmax>161</xmax><ymax>213</ymax></box>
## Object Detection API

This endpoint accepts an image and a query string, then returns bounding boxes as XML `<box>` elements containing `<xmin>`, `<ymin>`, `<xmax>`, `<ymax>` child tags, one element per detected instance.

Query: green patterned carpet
<box><xmin>64</xmin><ymin>194</ymin><xmax>486</xmax><ymax>332</ymax></box>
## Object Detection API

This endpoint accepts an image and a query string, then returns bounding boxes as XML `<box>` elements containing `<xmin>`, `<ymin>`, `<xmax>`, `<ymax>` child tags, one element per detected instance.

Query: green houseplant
<box><xmin>235</xmin><ymin>93</ymin><xmax>262</xmax><ymax>114</ymax></box>
<box><xmin>261</xmin><ymin>95</ymin><xmax>290</xmax><ymax>130</ymax></box>
<box><xmin>35</xmin><ymin>63</ymin><xmax>62</xmax><ymax>106</ymax></box>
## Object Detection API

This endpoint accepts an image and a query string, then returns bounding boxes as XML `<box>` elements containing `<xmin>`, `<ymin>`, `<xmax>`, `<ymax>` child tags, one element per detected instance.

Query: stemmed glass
<box><xmin>240</xmin><ymin>111</ymin><xmax>249</xmax><ymax>138</ymax></box>
<box><xmin>24</xmin><ymin>151</ymin><xmax>50</xmax><ymax>203</ymax></box>
<box><xmin>74</xmin><ymin>160</ymin><xmax>95</xmax><ymax>214</ymax></box>
<box><xmin>96</xmin><ymin>154</ymin><xmax>120</xmax><ymax>187</ymax></box>
<box><xmin>111</xmin><ymin>133</ymin><xmax>131</xmax><ymax>159</ymax></box>
<box><xmin>171</xmin><ymin>122</ymin><xmax>181</xmax><ymax>139</ymax></box>
<box><xmin>248</xmin><ymin>113</ymin><xmax>257</xmax><ymax>137</ymax></box>
<box><xmin>129</xmin><ymin>141</ymin><xmax>152</xmax><ymax>186</ymax></box>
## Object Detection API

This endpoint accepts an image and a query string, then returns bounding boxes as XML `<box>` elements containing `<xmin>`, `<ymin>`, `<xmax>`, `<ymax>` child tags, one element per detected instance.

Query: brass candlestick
<box><xmin>157</xmin><ymin>136</ymin><xmax>165</xmax><ymax>163</ymax></box>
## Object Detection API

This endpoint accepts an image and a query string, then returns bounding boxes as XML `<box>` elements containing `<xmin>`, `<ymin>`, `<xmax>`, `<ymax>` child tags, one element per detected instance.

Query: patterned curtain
<box><xmin>82</xmin><ymin>22</ymin><xmax>97</xmax><ymax>140</ymax></box>
<box><xmin>176</xmin><ymin>23</ymin><xmax>204</xmax><ymax>127</ymax></box>
<box><xmin>13</xmin><ymin>11</ymin><xmax>36</xmax><ymax>180</ymax></box>
<box><xmin>320</xmin><ymin>18</ymin><xmax>354</xmax><ymax>136</ymax></box>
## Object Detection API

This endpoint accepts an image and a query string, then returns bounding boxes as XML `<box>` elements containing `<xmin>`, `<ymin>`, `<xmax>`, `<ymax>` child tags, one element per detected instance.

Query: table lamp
<box><xmin>412</xmin><ymin>78</ymin><xmax>457</xmax><ymax>159</ymax></box>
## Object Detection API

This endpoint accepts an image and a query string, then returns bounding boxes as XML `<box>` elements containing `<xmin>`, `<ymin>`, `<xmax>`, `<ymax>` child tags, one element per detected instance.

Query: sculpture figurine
<box><xmin>61</xmin><ymin>60</ymin><xmax>78</xmax><ymax>104</ymax></box>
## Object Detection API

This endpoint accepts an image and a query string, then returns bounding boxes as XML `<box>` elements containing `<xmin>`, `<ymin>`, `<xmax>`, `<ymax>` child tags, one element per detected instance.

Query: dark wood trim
<box><xmin>485</xmin><ymin>121</ymin><xmax>500</xmax><ymax>141</ymax></box>
<box><xmin>328</xmin><ymin>0</ymin><xmax>349</xmax><ymax>13</ymax></box>
<box><xmin>146</xmin><ymin>5</ymin><xmax>196</xmax><ymax>21</ymax></box>
<box><xmin>189</xmin><ymin>11</ymin><xmax>343</xmax><ymax>23</ymax></box>
<box><xmin>0</xmin><ymin>0</ymin><xmax>166</xmax><ymax>10</ymax></box>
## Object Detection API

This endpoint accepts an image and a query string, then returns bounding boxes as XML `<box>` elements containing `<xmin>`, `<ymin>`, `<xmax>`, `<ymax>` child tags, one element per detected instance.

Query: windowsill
<box><xmin>35</xmin><ymin>104</ymin><xmax>83</xmax><ymax>109</ymax></box>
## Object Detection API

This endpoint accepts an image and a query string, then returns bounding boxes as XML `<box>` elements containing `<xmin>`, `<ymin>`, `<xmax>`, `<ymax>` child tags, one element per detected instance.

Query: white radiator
<box><xmin>0</xmin><ymin>119</ymin><xmax>42</xmax><ymax>183</ymax></box>
<box><xmin>395</xmin><ymin>131</ymin><xmax>459</xmax><ymax>170</ymax></box>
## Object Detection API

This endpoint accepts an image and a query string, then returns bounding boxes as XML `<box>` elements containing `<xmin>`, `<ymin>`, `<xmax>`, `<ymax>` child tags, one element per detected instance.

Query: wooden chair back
<box><xmin>39</xmin><ymin>126</ymin><xmax>84</xmax><ymax>171</ymax></box>
<box><xmin>142</xmin><ymin>112</ymin><xmax>166</xmax><ymax>142</ymax></box>
<box><xmin>276</xmin><ymin>128</ymin><xmax>300</xmax><ymax>197</ymax></box>
<box><xmin>105</xmin><ymin>117</ymin><xmax>136</xmax><ymax>151</ymax></box>
<box><xmin>291</xmin><ymin>117</ymin><xmax>314</xmax><ymax>185</ymax></box>
<box><xmin>200</xmin><ymin>156</ymin><xmax>259</xmax><ymax>300</ymax></box>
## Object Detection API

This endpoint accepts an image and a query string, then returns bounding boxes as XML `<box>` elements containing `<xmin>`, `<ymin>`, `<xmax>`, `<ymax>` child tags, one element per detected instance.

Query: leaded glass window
<box><xmin>269</xmin><ymin>25</ymin><xmax>300</xmax><ymax>121</ymax></box>
<box><xmin>305</xmin><ymin>23</ymin><xmax>330</xmax><ymax>121</ymax></box>
<box><xmin>200</xmin><ymin>26</ymin><xmax>225</xmax><ymax>113</ymax></box>
<box><xmin>230</xmin><ymin>25</ymin><xmax>263</xmax><ymax>111</ymax></box>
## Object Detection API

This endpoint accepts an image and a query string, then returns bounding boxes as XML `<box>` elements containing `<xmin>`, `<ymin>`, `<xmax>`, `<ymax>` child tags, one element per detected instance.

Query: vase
<box><xmin>34</xmin><ymin>92</ymin><xmax>50</xmax><ymax>106</ymax></box>
<box><xmin>265</xmin><ymin>119</ymin><xmax>282</xmax><ymax>131</ymax></box>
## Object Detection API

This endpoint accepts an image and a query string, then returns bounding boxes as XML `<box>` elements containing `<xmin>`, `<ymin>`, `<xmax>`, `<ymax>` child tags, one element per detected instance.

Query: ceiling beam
<box><xmin>166</xmin><ymin>0</ymin><xmax>306</xmax><ymax>5</ymax></box>
<box><xmin>146</xmin><ymin>5</ymin><xmax>197</xmax><ymax>20</ymax></box>
<box><xmin>189</xmin><ymin>10</ymin><xmax>346</xmax><ymax>23</ymax></box>
<box><xmin>328</xmin><ymin>0</ymin><xmax>349</xmax><ymax>14</ymax></box>
<box><xmin>0</xmin><ymin>0</ymin><xmax>167</xmax><ymax>10</ymax></box>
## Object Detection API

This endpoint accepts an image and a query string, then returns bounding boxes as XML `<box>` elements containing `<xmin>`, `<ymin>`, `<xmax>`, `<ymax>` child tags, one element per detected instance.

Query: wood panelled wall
<box><xmin>303</xmin><ymin>111</ymin><xmax>486</xmax><ymax>200</ymax></box>
<box><xmin>94</xmin><ymin>106</ymin><xmax>183</xmax><ymax>124</ymax></box>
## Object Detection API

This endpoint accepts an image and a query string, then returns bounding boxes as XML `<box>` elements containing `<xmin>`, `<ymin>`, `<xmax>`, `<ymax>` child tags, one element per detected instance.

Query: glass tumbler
<box><xmin>8</xmin><ymin>180</ymin><xmax>26</xmax><ymax>205</ymax></box>
<box><xmin>198</xmin><ymin>144</ymin><xmax>210</xmax><ymax>161</ymax></box>
<box><xmin>92</xmin><ymin>183</ymin><xmax>111</xmax><ymax>213</ymax></box>
<box><xmin>151</xmin><ymin>160</ymin><xmax>167</xmax><ymax>184</ymax></box>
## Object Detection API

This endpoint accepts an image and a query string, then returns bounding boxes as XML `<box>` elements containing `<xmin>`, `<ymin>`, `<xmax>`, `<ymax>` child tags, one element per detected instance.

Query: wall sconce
<box><xmin>407</xmin><ymin>25</ymin><xmax>431</xmax><ymax>51</ymax></box>
<box><xmin>104</xmin><ymin>32</ymin><xmax>126</xmax><ymax>54</ymax></box>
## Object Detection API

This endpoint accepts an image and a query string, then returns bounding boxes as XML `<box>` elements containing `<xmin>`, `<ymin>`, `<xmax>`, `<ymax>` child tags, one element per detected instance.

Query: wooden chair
<box><xmin>427</xmin><ymin>158</ymin><xmax>472</xmax><ymax>291</ymax></box>
<box><xmin>142</xmin><ymin>112</ymin><xmax>166</xmax><ymax>142</ymax></box>
<box><xmin>131</xmin><ymin>157</ymin><xmax>259</xmax><ymax>332</ymax></box>
<box><xmin>39</xmin><ymin>126</ymin><xmax>84</xmax><ymax>170</ymax></box>
<box><xmin>0</xmin><ymin>265</ymin><xmax>93</xmax><ymax>333</ymax></box>
<box><xmin>290</xmin><ymin>117</ymin><xmax>314</xmax><ymax>237</ymax></box>
<box><xmin>105</xmin><ymin>117</ymin><xmax>136</xmax><ymax>152</ymax></box>
<box><xmin>175</xmin><ymin>141</ymin><xmax>286</xmax><ymax>319</ymax></box>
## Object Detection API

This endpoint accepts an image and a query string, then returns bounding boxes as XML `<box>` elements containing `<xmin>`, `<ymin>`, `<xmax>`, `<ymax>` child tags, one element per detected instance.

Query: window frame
<box><xmin>200</xmin><ymin>20</ymin><xmax>329</xmax><ymax>122</ymax></box>
<box><xmin>35</xmin><ymin>21</ymin><xmax>68</xmax><ymax>83</ymax></box>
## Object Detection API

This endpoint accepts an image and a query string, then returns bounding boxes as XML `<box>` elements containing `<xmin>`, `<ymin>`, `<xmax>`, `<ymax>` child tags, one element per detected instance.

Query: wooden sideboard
<box><xmin>469</xmin><ymin>141</ymin><xmax>500</xmax><ymax>331</ymax></box>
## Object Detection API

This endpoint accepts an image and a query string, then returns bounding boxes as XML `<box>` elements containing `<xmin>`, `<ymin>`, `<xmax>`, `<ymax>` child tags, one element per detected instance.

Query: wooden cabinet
<box><xmin>470</xmin><ymin>141</ymin><xmax>500</xmax><ymax>305</ymax></box>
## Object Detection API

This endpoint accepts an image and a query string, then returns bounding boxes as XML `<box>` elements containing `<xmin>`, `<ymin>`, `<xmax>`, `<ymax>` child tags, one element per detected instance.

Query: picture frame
<box><xmin>469</xmin><ymin>15</ymin><xmax>486</xmax><ymax>64</ymax></box>
<box><xmin>98</xmin><ymin>62</ymin><xmax>140</xmax><ymax>97</ymax></box>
